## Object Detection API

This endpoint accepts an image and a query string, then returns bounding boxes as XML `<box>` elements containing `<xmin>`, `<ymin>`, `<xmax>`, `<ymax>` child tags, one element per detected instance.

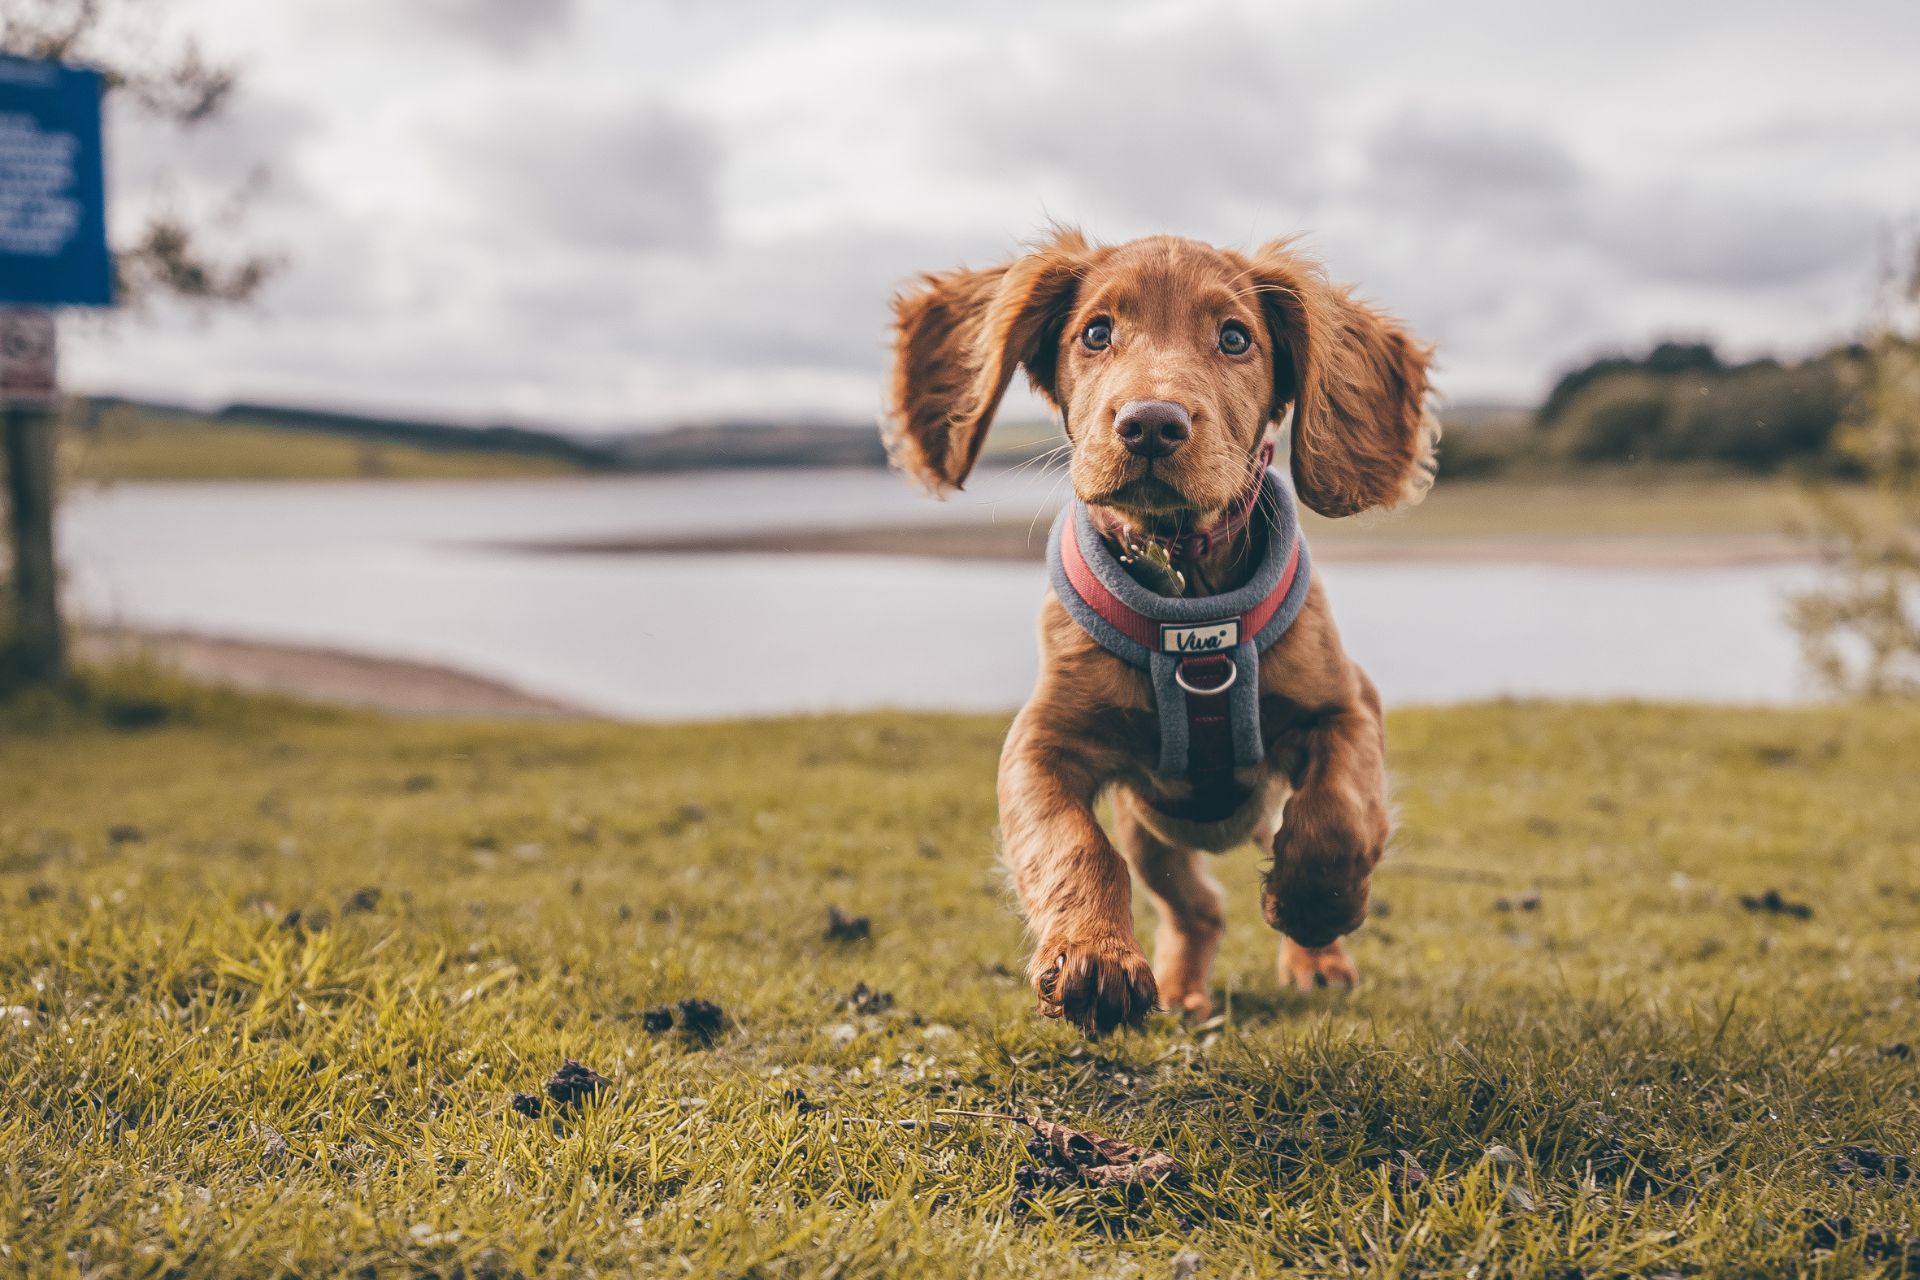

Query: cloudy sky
<box><xmin>61</xmin><ymin>0</ymin><xmax>1920</xmax><ymax>431</ymax></box>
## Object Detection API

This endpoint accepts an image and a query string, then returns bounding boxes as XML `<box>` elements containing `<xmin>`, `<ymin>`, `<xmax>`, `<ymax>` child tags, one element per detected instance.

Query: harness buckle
<box><xmin>1173</xmin><ymin>656</ymin><xmax>1237</xmax><ymax>696</ymax></box>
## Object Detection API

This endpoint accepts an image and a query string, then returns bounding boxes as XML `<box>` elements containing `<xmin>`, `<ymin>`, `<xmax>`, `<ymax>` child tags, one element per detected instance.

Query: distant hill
<box><xmin>66</xmin><ymin>397</ymin><xmax>1069</xmax><ymax>476</ymax></box>
<box><xmin>65</xmin><ymin>399</ymin><xmax>596</xmax><ymax>482</ymax></box>
<box><xmin>609</xmin><ymin>421</ymin><xmax>887</xmax><ymax>470</ymax></box>
<box><xmin>214</xmin><ymin>402</ymin><xmax>624</xmax><ymax>470</ymax></box>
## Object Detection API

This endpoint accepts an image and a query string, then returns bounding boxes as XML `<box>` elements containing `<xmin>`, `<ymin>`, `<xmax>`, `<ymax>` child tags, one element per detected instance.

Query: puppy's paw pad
<box><xmin>1279</xmin><ymin>937</ymin><xmax>1359</xmax><ymax>992</ymax></box>
<box><xmin>1033</xmin><ymin>935</ymin><xmax>1158</xmax><ymax>1036</ymax></box>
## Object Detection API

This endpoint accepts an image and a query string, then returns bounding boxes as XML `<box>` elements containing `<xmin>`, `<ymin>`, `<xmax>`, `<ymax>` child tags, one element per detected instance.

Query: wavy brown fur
<box><xmin>882</xmin><ymin>229</ymin><xmax>1438</xmax><ymax>1033</ymax></box>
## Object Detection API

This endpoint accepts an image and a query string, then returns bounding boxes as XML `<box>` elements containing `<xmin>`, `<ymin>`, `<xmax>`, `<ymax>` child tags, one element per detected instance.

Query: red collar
<box><xmin>1089</xmin><ymin>439</ymin><xmax>1275</xmax><ymax>570</ymax></box>
<box><xmin>1060</xmin><ymin>497</ymin><xmax>1302</xmax><ymax>656</ymax></box>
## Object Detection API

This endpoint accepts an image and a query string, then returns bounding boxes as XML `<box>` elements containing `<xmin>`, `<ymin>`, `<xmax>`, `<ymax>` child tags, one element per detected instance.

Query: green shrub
<box><xmin>1542</xmin><ymin>347</ymin><xmax>1859</xmax><ymax>471</ymax></box>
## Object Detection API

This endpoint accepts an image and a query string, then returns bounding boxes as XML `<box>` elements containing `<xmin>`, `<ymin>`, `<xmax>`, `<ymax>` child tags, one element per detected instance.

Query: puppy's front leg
<box><xmin>998</xmin><ymin>714</ymin><xmax>1157</xmax><ymax>1035</ymax></box>
<box><xmin>1262</xmin><ymin>675</ymin><xmax>1390</xmax><ymax>989</ymax></box>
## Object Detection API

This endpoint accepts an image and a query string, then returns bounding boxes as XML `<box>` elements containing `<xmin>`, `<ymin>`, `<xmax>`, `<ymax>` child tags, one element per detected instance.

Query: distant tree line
<box><xmin>1532</xmin><ymin>340</ymin><xmax>1868</xmax><ymax>472</ymax></box>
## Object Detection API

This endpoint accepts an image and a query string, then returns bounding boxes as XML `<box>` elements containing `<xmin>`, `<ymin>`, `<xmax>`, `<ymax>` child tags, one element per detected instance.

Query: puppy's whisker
<box><xmin>1027</xmin><ymin>459</ymin><xmax>1076</xmax><ymax>548</ymax></box>
<box><xmin>1005</xmin><ymin>442</ymin><xmax>1072</xmax><ymax>483</ymax></box>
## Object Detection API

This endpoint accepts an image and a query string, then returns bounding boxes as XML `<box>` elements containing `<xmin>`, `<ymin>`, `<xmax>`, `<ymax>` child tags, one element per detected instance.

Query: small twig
<box><xmin>936</xmin><ymin>1108</ymin><xmax>1027</xmax><ymax>1124</ymax></box>
<box><xmin>151</xmin><ymin>1029</ymin><xmax>203</xmax><ymax>1071</ymax></box>
<box><xmin>838</xmin><ymin>1116</ymin><xmax>954</xmax><ymax>1132</ymax></box>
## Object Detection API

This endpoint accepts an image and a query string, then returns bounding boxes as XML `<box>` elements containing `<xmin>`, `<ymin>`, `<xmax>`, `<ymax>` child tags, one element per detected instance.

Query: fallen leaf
<box><xmin>947</xmin><ymin>1109</ymin><xmax>1185</xmax><ymax>1202</ymax></box>
<box><xmin>1739</xmin><ymin>889</ymin><xmax>1813</xmax><ymax>920</ymax></box>
<box><xmin>250</xmin><ymin>1120</ymin><xmax>289</xmax><ymax>1161</ymax></box>
<box><xmin>1384</xmin><ymin>1148</ymin><xmax>1427</xmax><ymax>1191</ymax></box>
<box><xmin>825</xmin><ymin>906</ymin><xmax>871</xmax><ymax>942</ymax></box>
<box><xmin>510</xmin><ymin>1092</ymin><xmax>544</xmax><ymax>1118</ymax></box>
<box><xmin>1010</xmin><ymin>1163</ymin><xmax>1076</xmax><ymax>1206</ymax></box>
<box><xmin>1484</xmin><ymin>1143</ymin><xmax>1524</xmax><ymax>1168</ymax></box>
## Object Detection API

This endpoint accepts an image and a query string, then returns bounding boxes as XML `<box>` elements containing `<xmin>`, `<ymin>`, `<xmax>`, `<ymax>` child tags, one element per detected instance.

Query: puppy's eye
<box><xmin>1081</xmin><ymin>319</ymin><xmax>1112</xmax><ymax>351</ymax></box>
<box><xmin>1218</xmin><ymin>322</ymin><xmax>1252</xmax><ymax>356</ymax></box>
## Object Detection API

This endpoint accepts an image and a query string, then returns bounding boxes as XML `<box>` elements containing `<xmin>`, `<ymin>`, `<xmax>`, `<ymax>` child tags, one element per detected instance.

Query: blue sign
<box><xmin>0</xmin><ymin>55</ymin><xmax>111</xmax><ymax>306</ymax></box>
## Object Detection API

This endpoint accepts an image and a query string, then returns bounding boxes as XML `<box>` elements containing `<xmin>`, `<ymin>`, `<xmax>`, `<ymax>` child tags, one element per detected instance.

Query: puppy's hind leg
<box><xmin>1112</xmin><ymin>788</ymin><xmax>1225</xmax><ymax>1020</ymax></box>
<box><xmin>1277</xmin><ymin>937</ymin><xmax>1360</xmax><ymax>992</ymax></box>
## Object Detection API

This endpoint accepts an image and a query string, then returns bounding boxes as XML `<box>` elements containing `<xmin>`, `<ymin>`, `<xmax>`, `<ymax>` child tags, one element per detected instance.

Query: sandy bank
<box><xmin>80</xmin><ymin>628</ymin><xmax>588</xmax><ymax>718</ymax></box>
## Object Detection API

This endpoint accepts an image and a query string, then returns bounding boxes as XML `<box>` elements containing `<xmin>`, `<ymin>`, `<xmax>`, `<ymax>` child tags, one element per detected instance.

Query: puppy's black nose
<box><xmin>1113</xmin><ymin>400</ymin><xmax>1192</xmax><ymax>459</ymax></box>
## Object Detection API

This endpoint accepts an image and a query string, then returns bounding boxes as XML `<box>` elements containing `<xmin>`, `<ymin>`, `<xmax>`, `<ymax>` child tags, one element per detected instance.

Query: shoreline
<box><xmin>491</xmin><ymin>523</ymin><xmax>1809</xmax><ymax>569</ymax></box>
<box><xmin>69</xmin><ymin>519</ymin><xmax>1808</xmax><ymax>717</ymax></box>
<box><xmin>79</xmin><ymin>628</ymin><xmax>589</xmax><ymax>719</ymax></box>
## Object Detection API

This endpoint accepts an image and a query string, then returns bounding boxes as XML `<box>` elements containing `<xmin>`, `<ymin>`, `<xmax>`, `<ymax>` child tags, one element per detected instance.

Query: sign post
<box><xmin>1</xmin><ymin>54</ymin><xmax>113</xmax><ymax>685</ymax></box>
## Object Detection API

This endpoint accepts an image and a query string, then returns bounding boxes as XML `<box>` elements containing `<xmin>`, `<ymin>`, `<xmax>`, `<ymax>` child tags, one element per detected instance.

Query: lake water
<box><xmin>58</xmin><ymin>470</ymin><xmax>1818</xmax><ymax>718</ymax></box>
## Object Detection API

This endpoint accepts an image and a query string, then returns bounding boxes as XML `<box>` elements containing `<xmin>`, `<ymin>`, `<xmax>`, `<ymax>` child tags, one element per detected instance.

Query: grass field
<box><xmin>63</xmin><ymin>410</ymin><xmax>584</xmax><ymax>483</ymax></box>
<box><xmin>3</xmin><ymin>673</ymin><xmax>1918</xmax><ymax>1277</ymax></box>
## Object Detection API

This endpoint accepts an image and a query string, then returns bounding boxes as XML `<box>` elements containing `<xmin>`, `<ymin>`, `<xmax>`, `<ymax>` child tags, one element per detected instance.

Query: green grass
<box><xmin>1303</xmin><ymin>469</ymin><xmax>1818</xmax><ymax>542</ymax></box>
<box><xmin>63</xmin><ymin>409</ymin><xmax>583</xmax><ymax>482</ymax></box>
<box><xmin>3</xmin><ymin>671</ymin><xmax>1918</xmax><ymax>1277</ymax></box>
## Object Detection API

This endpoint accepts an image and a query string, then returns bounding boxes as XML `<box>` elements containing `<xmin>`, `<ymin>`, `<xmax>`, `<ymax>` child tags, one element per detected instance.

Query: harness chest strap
<box><xmin>1045</xmin><ymin>467</ymin><xmax>1314</xmax><ymax>818</ymax></box>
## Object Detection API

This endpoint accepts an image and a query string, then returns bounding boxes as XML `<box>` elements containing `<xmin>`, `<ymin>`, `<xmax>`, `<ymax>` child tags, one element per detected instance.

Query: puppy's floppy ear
<box><xmin>885</xmin><ymin>229</ymin><xmax>1092</xmax><ymax>493</ymax></box>
<box><xmin>1243</xmin><ymin>240</ymin><xmax>1438</xmax><ymax>517</ymax></box>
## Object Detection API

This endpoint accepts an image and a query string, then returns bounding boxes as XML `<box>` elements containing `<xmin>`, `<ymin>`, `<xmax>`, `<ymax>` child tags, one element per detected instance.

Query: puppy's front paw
<box><xmin>1261</xmin><ymin>853</ymin><xmax>1371</xmax><ymax>948</ymax></box>
<box><xmin>1031</xmin><ymin>934</ymin><xmax>1158</xmax><ymax>1036</ymax></box>
<box><xmin>1278</xmin><ymin>937</ymin><xmax>1360</xmax><ymax>992</ymax></box>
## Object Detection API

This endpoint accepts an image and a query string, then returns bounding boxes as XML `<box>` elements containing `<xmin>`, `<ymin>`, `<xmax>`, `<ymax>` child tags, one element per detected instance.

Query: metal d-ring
<box><xmin>1173</xmin><ymin>659</ymin><xmax>1237</xmax><ymax>696</ymax></box>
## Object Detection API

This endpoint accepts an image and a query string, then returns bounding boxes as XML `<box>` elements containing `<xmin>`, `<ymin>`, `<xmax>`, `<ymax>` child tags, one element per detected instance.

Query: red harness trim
<box><xmin>1060</xmin><ymin>516</ymin><xmax>1301</xmax><ymax>659</ymax></box>
<box><xmin>1059</xmin><ymin>475</ymin><xmax>1304</xmax><ymax>825</ymax></box>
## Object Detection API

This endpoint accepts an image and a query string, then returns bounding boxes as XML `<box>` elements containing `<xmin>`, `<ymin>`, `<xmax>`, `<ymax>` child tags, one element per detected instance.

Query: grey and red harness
<box><xmin>1045</xmin><ymin>449</ymin><xmax>1312</xmax><ymax>823</ymax></box>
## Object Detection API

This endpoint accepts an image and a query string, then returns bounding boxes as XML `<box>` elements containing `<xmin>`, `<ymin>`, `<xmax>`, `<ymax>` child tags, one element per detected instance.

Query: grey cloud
<box><xmin>489</xmin><ymin>225</ymin><xmax>1012</xmax><ymax>387</ymax></box>
<box><xmin>1352</xmin><ymin>112</ymin><xmax>1879</xmax><ymax>293</ymax></box>
<box><xmin>450</xmin><ymin>101</ymin><xmax>720</xmax><ymax>253</ymax></box>
<box><xmin>108</xmin><ymin>86</ymin><xmax>323</xmax><ymax>207</ymax></box>
<box><xmin>1366</xmin><ymin>115</ymin><xmax>1582</xmax><ymax>201</ymax></box>
<box><xmin>1585</xmin><ymin>189</ymin><xmax>1882</xmax><ymax>289</ymax></box>
<box><xmin>415</xmin><ymin>0</ymin><xmax>579</xmax><ymax>53</ymax></box>
<box><xmin>627</xmin><ymin>227</ymin><xmax>1013</xmax><ymax>375</ymax></box>
<box><xmin>940</xmin><ymin>19</ymin><xmax>1330</xmax><ymax>232</ymax></box>
<box><xmin>64</xmin><ymin>0</ymin><xmax>1920</xmax><ymax>420</ymax></box>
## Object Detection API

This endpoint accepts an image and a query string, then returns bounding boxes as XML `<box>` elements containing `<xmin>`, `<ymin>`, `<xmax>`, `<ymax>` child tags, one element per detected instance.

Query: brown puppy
<box><xmin>885</xmin><ymin>230</ymin><xmax>1436</xmax><ymax>1035</ymax></box>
